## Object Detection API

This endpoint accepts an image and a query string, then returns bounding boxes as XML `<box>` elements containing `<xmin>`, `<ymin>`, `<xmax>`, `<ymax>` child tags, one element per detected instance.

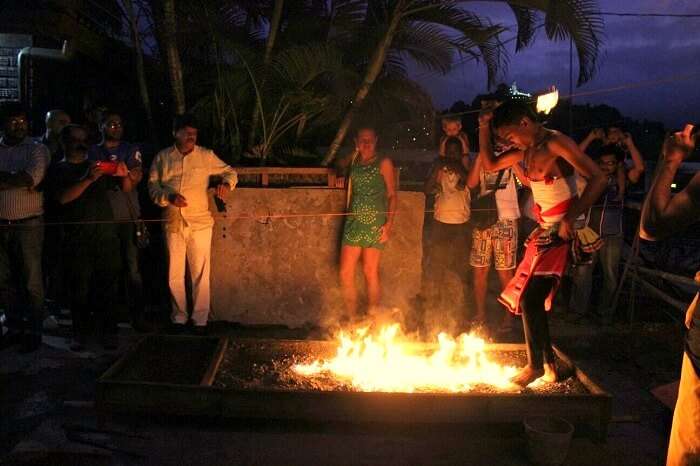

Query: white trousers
<box><xmin>165</xmin><ymin>226</ymin><xmax>213</xmax><ymax>326</ymax></box>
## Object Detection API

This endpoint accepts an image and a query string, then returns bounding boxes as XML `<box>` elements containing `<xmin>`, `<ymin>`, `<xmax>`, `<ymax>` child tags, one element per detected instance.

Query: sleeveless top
<box><xmin>342</xmin><ymin>157</ymin><xmax>388</xmax><ymax>249</ymax></box>
<box><xmin>523</xmin><ymin>130</ymin><xmax>578</xmax><ymax>228</ymax></box>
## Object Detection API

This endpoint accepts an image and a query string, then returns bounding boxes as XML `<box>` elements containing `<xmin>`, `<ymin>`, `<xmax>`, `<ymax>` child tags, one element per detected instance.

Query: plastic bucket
<box><xmin>524</xmin><ymin>416</ymin><xmax>574</xmax><ymax>466</ymax></box>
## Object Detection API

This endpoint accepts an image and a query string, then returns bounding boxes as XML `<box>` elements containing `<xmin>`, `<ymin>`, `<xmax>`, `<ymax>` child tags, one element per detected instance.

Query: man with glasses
<box><xmin>88</xmin><ymin>112</ymin><xmax>146</xmax><ymax>331</ymax></box>
<box><xmin>0</xmin><ymin>102</ymin><xmax>50</xmax><ymax>352</ymax></box>
<box><xmin>569</xmin><ymin>128</ymin><xmax>645</xmax><ymax>325</ymax></box>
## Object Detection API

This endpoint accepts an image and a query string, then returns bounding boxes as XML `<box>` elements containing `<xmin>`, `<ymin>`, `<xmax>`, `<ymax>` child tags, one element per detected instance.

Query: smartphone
<box><xmin>96</xmin><ymin>160</ymin><xmax>119</xmax><ymax>176</ymax></box>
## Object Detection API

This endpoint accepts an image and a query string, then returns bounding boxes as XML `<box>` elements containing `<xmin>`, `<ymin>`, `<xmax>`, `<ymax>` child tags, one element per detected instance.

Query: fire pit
<box><xmin>98</xmin><ymin>333</ymin><xmax>611</xmax><ymax>440</ymax></box>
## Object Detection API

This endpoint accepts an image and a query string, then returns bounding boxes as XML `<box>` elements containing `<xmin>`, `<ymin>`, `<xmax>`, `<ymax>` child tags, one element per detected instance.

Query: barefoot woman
<box><xmin>479</xmin><ymin>102</ymin><xmax>607</xmax><ymax>386</ymax></box>
<box><xmin>339</xmin><ymin>127</ymin><xmax>397</xmax><ymax>319</ymax></box>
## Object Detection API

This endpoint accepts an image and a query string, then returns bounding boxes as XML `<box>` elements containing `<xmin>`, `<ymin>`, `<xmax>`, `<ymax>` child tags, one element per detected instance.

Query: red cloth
<box><xmin>532</xmin><ymin>197</ymin><xmax>573</xmax><ymax>226</ymax></box>
<box><xmin>498</xmin><ymin>231</ymin><xmax>569</xmax><ymax>315</ymax></box>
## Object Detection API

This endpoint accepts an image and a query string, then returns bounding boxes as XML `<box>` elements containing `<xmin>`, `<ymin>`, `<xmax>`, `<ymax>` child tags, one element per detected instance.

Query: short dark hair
<box><xmin>0</xmin><ymin>101</ymin><xmax>27</xmax><ymax>125</ymax></box>
<box><xmin>596</xmin><ymin>144</ymin><xmax>626</xmax><ymax>162</ymax></box>
<box><xmin>59</xmin><ymin>124</ymin><xmax>87</xmax><ymax>146</ymax></box>
<box><xmin>100</xmin><ymin>110</ymin><xmax>121</xmax><ymax>126</ymax></box>
<box><xmin>444</xmin><ymin>137</ymin><xmax>462</xmax><ymax>153</ymax></box>
<box><xmin>492</xmin><ymin>101</ymin><xmax>537</xmax><ymax>129</ymax></box>
<box><xmin>173</xmin><ymin>113</ymin><xmax>198</xmax><ymax>132</ymax></box>
<box><xmin>607</xmin><ymin>123</ymin><xmax>626</xmax><ymax>133</ymax></box>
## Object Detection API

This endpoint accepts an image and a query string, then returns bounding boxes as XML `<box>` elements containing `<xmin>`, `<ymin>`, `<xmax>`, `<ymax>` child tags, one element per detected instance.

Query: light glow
<box><xmin>293</xmin><ymin>323</ymin><xmax>522</xmax><ymax>393</ymax></box>
<box><xmin>536</xmin><ymin>86</ymin><xmax>559</xmax><ymax>115</ymax></box>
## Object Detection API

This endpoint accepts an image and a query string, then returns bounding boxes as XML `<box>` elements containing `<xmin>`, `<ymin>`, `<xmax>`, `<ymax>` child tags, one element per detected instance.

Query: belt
<box><xmin>0</xmin><ymin>215</ymin><xmax>42</xmax><ymax>225</ymax></box>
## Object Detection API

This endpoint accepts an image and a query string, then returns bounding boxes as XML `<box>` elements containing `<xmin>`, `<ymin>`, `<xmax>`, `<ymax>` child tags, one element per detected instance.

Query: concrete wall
<box><xmin>210</xmin><ymin>188</ymin><xmax>425</xmax><ymax>327</ymax></box>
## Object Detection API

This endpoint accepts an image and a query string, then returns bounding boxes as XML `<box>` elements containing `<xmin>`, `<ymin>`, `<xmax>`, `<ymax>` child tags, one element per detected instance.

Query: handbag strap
<box><xmin>479</xmin><ymin>168</ymin><xmax>507</xmax><ymax>197</ymax></box>
<box><xmin>346</xmin><ymin>150</ymin><xmax>359</xmax><ymax>209</ymax></box>
<box><xmin>121</xmin><ymin>189</ymin><xmax>140</xmax><ymax>221</ymax></box>
<box><xmin>493</xmin><ymin>168</ymin><xmax>507</xmax><ymax>191</ymax></box>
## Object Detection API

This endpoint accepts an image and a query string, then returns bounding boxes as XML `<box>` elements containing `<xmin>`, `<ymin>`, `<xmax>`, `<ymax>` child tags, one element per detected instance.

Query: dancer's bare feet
<box><xmin>542</xmin><ymin>362</ymin><xmax>558</xmax><ymax>383</ymax></box>
<box><xmin>510</xmin><ymin>366</ymin><xmax>544</xmax><ymax>387</ymax></box>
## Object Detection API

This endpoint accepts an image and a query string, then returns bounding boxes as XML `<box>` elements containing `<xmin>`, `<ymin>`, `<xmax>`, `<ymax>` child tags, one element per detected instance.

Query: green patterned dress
<box><xmin>342</xmin><ymin>157</ymin><xmax>388</xmax><ymax>249</ymax></box>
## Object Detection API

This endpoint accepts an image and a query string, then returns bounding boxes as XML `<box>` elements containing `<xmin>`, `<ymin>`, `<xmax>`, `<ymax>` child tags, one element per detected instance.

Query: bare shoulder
<box><xmin>546</xmin><ymin>131</ymin><xmax>584</xmax><ymax>158</ymax></box>
<box><xmin>379</xmin><ymin>157</ymin><xmax>395</xmax><ymax>170</ymax></box>
<box><xmin>547</xmin><ymin>131</ymin><xmax>577</xmax><ymax>149</ymax></box>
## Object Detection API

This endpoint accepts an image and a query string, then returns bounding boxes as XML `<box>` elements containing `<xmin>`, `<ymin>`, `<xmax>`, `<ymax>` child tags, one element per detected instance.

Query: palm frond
<box><xmin>543</xmin><ymin>0</ymin><xmax>602</xmax><ymax>84</ymax></box>
<box><xmin>508</xmin><ymin>5</ymin><xmax>539</xmax><ymax>51</ymax></box>
<box><xmin>506</xmin><ymin>0</ymin><xmax>603</xmax><ymax>85</ymax></box>
<box><xmin>328</xmin><ymin>0</ymin><xmax>369</xmax><ymax>42</ymax></box>
<box><xmin>406</xmin><ymin>2</ymin><xmax>508</xmax><ymax>86</ymax></box>
<box><xmin>270</xmin><ymin>43</ymin><xmax>345</xmax><ymax>90</ymax></box>
<box><xmin>393</xmin><ymin>21</ymin><xmax>454</xmax><ymax>74</ymax></box>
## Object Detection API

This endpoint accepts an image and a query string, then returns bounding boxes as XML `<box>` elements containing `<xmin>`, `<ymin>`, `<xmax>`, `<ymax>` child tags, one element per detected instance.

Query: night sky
<box><xmin>412</xmin><ymin>0</ymin><xmax>700</xmax><ymax>129</ymax></box>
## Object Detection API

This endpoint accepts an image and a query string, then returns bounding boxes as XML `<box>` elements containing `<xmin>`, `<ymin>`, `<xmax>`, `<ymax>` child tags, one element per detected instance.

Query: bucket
<box><xmin>523</xmin><ymin>416</ymin><xmax>574</xmax><ymax>466</ymax></box>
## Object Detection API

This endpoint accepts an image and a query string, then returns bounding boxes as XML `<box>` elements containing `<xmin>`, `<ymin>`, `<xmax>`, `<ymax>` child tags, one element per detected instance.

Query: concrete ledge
<box><xmin>210</xmin><ymin>188</ymin><xmax>425</xmax><ymax>327</ymax></box>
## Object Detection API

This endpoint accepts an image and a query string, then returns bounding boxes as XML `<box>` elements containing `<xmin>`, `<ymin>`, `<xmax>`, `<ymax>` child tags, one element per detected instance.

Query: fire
<box><xmin>293</xmin><ymin>324</ymin><xmax>521</xmax><ymax>393</ymax></box>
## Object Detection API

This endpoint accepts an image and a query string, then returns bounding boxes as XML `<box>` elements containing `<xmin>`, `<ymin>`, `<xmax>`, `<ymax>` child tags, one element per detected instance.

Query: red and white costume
<box><xmin>499</xmin><ymin>175</ymin><xmax>579</xmax><ymax>315</ymax></box>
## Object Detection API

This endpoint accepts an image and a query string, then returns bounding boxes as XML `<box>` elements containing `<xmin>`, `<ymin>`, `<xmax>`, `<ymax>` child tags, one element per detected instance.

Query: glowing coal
<box><xmin>292</xmin><ymin>324</ymin><xmax>524</xmax><ymax>393</ymax></box>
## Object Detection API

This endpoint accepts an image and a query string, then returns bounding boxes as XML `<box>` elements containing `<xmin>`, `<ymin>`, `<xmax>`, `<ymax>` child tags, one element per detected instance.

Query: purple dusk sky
<box><xmin>411</xmin><ymin>0</ymin><xmax>700</xmax><ymax>128</ymax></box>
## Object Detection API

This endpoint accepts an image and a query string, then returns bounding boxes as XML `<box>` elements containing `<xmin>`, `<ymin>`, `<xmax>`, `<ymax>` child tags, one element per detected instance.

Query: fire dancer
<box><xmin>339</xmin><ymin>127</ymin><xmax>396</xmax><ymax>319</ymax></box>
<box><xmin>148</xmin><ymin>114</ymin><xmax>237</xmax><ymax>335</ymax></box>
<box><xmin>479</xmin><ymin>101</ymin><xmax>607</xmax><ymax>386</ymax></box>
<box><xmin>640</xmin><ymin>124</ymin><xmax>700</xmax><ymax>466</ymax></box>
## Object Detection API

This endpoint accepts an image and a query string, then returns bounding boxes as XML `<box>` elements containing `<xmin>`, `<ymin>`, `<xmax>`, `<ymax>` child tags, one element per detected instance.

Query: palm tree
<box><xmin>320</xmin><ymin>0</ymin><xmax>603</xmax><ymax>165</ymax></box>
<box><xmin>248</xmin><ymin>0</ymin><xmax>285</xmax><ymax>145</ymax></box>
<box><xmin>153</xmin><ymin>0</ymin><xmax>186</xmax><ymax>114</ymax></box>
<box><xmin>123</xmin><ymin>0</ymin><xmax>157</xmax><ymax>141</ymax></box>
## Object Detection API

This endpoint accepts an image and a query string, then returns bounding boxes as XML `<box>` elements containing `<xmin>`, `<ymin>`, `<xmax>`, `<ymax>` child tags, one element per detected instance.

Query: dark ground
<box><xmin>0</xmin><ymin>305</ymin><xmax>683</xmax><ymax>466</ymax></box>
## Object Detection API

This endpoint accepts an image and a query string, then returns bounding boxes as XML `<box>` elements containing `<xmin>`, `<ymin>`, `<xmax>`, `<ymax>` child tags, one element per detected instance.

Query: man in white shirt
<box><xmin>467</xmin><ymin>148</ymin><xmax>522</xmax><ymax>333</ymax></box>
<box><xmin>148</xmin><ymin>114</ymin><xmax>237</xmax><ymax>334</ymax></box>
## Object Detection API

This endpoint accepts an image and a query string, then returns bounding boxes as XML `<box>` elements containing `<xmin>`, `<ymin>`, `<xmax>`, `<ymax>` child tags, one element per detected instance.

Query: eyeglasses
<box><xmin>106</xmin><ymin>122</ymin><xmax>122</xmax><ymax>129</ymax></box>
<box><xmin>8</xmin><ymin>117</ymin><xmax>27</xmax><ymax>126</ymax></box>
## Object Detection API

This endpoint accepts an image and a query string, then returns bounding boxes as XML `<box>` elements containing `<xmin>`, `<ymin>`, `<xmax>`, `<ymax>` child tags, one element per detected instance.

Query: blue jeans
<box><xmin>0</xmin><ymin>217</ymin><xmax>45</xmax><ymax>335</ymax></box>
<box><xmin>569</xmin><ymin>235</ymin><xmax>622</xmax><ymax>323</ymax></box>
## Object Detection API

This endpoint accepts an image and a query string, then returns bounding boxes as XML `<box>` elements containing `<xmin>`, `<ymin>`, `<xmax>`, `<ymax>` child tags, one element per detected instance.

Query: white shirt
<box><xmin>148</xmin><ymin>145</ymin><xmax>238</xmax><ymax>231</ymax></box>
<box><xmin>434</xmin><ymin>168</ymin><xmax>470</xmax><ymax>224</ymax></box>
<box><xmin>479</xmin><ymin>168</ymin><xmax>520</xmax><ymax>221</ymax></box>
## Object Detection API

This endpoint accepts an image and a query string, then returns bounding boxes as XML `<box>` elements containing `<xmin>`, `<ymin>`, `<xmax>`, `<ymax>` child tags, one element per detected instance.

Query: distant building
<box><xmin>472</xmin><ymin>82</ymin><xmax>532</xmax><ymax>106</ymax></box>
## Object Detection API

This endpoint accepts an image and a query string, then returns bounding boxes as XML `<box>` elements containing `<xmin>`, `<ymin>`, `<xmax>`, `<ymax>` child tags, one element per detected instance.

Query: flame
<box><xmin>536</xmin><ymin>86</ymin><xmax>559</xmax><ymax>115</ymax></box>
<box><xmin>293</xmin><ymin>324</ymin><xmax>521</xmax><ymax>393</ymax></box>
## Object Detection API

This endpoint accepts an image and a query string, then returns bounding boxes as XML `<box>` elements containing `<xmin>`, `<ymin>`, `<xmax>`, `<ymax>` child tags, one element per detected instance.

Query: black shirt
<box><xmin>47</xmin><ymin>161</ymin><xmax>116</xmax><ymax>242</ymax></box>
